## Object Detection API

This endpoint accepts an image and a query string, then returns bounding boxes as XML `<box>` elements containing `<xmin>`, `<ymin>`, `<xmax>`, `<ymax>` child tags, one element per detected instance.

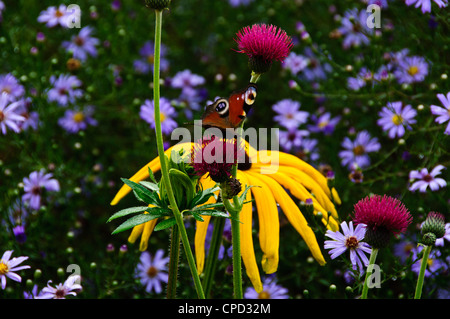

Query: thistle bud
<box><xmin>421</xmin><ymin>212</ymin><xmax>446</xmax><ymax>243</ymax></box>
<box><xmin>145</xmin><ymin>0</ymin><xmax>171</xmax><ymax>10</ymax></box>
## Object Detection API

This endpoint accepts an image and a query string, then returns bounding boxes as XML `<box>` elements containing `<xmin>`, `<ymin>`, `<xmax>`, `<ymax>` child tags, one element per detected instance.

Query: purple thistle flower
<box><xmin>139</xmin><ymin>97</ymin><xmax>177</xmax><ymax>135</ymax></box>
<box><xmin>0</xmin><ymin>92</ymin><xmax>25</xmax><ymax>134</ymax></box>
<box><xmin>338</xmin><ymin>8</ymin><xmax>374</xmax><ymax>49</ymax></box>
<box><xmin>234</xmin><ymin>24</ymin><xmax>294</xmax><ymax>73</ymax></box>
<box><xmin>37</xmin><ymin>4</ymin><xmax>69</xmax><ymax>28</ymax></box>
<box><xmin>58</xmin><ymin>106</ymin><xmax>97</xmax><ymax>133</ymax></box>
<box><xmin>47</xmin><ymin>74</ymin><xmax>83</xmax><ymax>106</ymax></box>
<box><xmin>405</xmin><ymin>0</ymin><xmax>448</xmax><ymax>13</ymax></box>
<box><xmin>324</xmin><ymin>221</ymin><xmax>372</xmax><ymax>273</ymax></box>
<box><xmin>394</xmin><ymin>55</ymin><xmax>429</xmax><ymax>84</ymax></box>
<box><xmin>22</xmin><ymin>169</ymin><xmax>60</xmax><ymax>210</ymax></box>
<box><xmin>0</xmin><ymin>73</ymin><xmax>25</xmax><ymax>102</ymax></box>
<box><xmin>377</xmin><ymin>101</ymin><xmax>417</xmax><ymax>138</ymax></box>
<box><xmin>244</xmin><ymin>276</ymin><xmax>289</xmax><ymax>299</ymax></box>
<box><xmin>409</xmin><ymin>165</ymin><xmax>447</xmax><ymax>192</ymax></box>
<box><xmin>308</xmin><ymin>112</ymin><xmax>341</xmax><ymax>135</ymax></box>
<box><xmin>339</xmin><ymin>130</ymin><xmax>381</xmax><ymax>169</ymax></box>
<box><xmin>430</xmin><ymin>92</ymin><xmax>450</xmax><ymax>135</ymax></box>
<box><xmin>62</xmin><ymin>26</ymin><xmax>99</xmax><ymax>61</ymax></box>
<box><xmin>135</xmin><ymin>250</ymin><xmax>169</xmax><ymax>294</ymax></box>
<box><xmin>272</xmin><ymin>99</ymin><xmax>308</xmax><ymax>130</ymax></box>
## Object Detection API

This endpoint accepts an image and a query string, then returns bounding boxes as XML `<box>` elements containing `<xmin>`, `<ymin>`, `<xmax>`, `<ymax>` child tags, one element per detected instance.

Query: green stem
<box><xmin>230</xmin><ymin>208</ymin><xmax>242</xmax><ymax>299</ymax></box>
<box><xmin>414</xmin><ymin>245</ymin><xmax>431</xmax><ymax>299</ymax></box>
<box><xmin>361</xmin><ymin>248</ymin><xmax>379</xmax><ymax>299</ymax></box>
<box><xmin>152</xmin><ymin>9</ymin><xmax>205</xmax><ymax>299</ymax></box>
<box><xmin>202</xmin><ymin>216</ymin><xmax>226</xmax><ymax>298</ymax></box>
<box><xmin>166</xmin><ymin>224</ymin><xmax>180</xmax><ymax>299</ymax></box>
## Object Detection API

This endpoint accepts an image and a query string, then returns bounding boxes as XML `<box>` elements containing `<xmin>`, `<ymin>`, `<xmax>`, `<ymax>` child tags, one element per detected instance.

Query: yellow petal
<box><xmin>139</xmin><ymin>219</ymin><xmax>158</xmax><ymax>251</ymax></box>
<box><xmin>245</xmin><ymin>172</ymin><xmax>279</xmax><ymax>274</ymax></box>
<box><xmin>128</xmin><ymin>223</ymin><xmax>145</xmax><ymax>244</ymax></box>
<box><xmin>237</xmin><ymin>171</ymin><xmax>263</xmax><ymax>293</ymax></box>
<box><xmin>246</xmin><ymin>171</ymin><xmax>326</xmax><ymax>266</ymax></box>
<box><xmin>194</xmin><ymin>175</ymin><xmax>217</xmax><ymax>274</ymax></box>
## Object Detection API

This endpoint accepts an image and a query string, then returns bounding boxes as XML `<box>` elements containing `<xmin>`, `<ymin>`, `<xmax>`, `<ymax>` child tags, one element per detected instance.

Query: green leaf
<box><xmin>191</xmin><ymin>185</ymin><xmax>220</xmax><ymax>207</ymax></box>
<box><xmin>121</xmin><ymin>178</ymin><xmax>160</xmax><ymax>206</ymax></box>
<box><xmin>139</xmin><ymin>181</ymin><xmax>159</xmax><ymax>192</ymax></box>
<box><xmin>192</xmin><ymin>202</ymin><xmax>225</xmax><ymax>211</ymax></box>
<box><xmin>169</xmin><ymin>168</ymin><xmax>194</xmax><ymax>204</ymax></box>
<box><xmin>111</xmin><ymin>213</ymin><xmax>159</xmax><ymax>235</ymax></box>
<box><xmin>195</xmin><ymin>210</ymin><xmax>230</xmax><ymax>219</ymax></box>
<box><xmin>154</xmin><ymin>217</ymin><xmax>177</xmax><ymax>231</ymax></box>
<box><xmin>148</xmin><ymin>166</ymin><xmax>158</xmax><ymax>184</ymax></box>
<box><xmin>107</xmin><ymin>206</ymin><xmax>149</xmax><ymax>223</ymax></box>
<box><xmin>191</xmin><ymin>212</ymin><xmax>204</xmax><ymax>222</ymax></box>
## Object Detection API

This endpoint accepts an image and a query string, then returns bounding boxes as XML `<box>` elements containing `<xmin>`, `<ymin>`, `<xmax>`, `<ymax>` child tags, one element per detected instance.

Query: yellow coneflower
<box><xmin>110</xmin><ymin>141</ymin><xmax>341</xmax><ymax>292</ymax></box>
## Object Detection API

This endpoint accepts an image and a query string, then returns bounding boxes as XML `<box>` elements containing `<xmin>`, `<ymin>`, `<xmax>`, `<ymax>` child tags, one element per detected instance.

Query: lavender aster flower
<box><xmin>338</xmin><ymin>8</ymin><xmax>374</xmax><ymax>49</ymax></box>
<box><xmin>22</xmin><ymin>169</ymin><xmax>60</xmax><ymax>210</ymax></box>
<box><xmin>377</xmin><ymin>101</ymin><xmax>417</xmax><ymax>138</ymax></box>
<box><xmin>430</xmin><ymin>92</ymin><xmax>450</xmax><ymax>135</ymax></box>
<box><xmin>308</xmin><ymin>112</ymin><xmax>341</xmax><ymax>135</ymax></box>
<box><xmin>229</xmin><ymin>0</ymin><xmax>255</xmax><ymax>7</ymax></box>
<box><xmin>283</xmin><ymin>52</ymin><xmax>308</xmax><ymax>76</ymax></box>
<box><xmin>133</xmin><ymin>40</ymin><xmax>169</xmax><ymax>74</ymax></box>
<box><xmin>301</xmin><ymin>46</ymin><xmax>332</xmax><ymax>82</ymax></box>
<box><xmin>62</xmin><ymin>26</ymin><xmax>99</xmax><ymax>61</ymax></box>
<box><xmin>272</xmin><ymin>99</ymin><xmax>308</xmax><ymax>130</ymax></box>
<box><xmin>277</xmin><ymin>128</ymin><xmax>309</xmax><ymax>152</ymax></box>
<box><xmin>47</xmin><ymin>74</ymin><xmax>83</xmax><ymax>106</ymax></box>
<box><xmin>339</xmin><ymin>130</ymin><xmax>381</xmax><ymax>169</ymax></box>
<box><xmin>0</xmin><ymin>92</ymin><xmax>25</xmax><ymax>134</ymax></box>
<box><xmin>140</xmin><ymin>97</ymin><xmax>177</xmax><ymax>135</ymax></box>
<box><xmin>37</xmin><ymin>4</ymin><xmax>69</xmax><ymax>28</ymax></box>
<box><xmin>136</xmin><ymin>250</ymin><xmax>169</xmax><ymax>294</ymax></box>
<box><xmin>0</xmin><ymin>250</ymin><xmax>30</xmax><ymax>290</ymax></box>
<box><xmin>0</xmin><ymin>73</ymin><xmax>25</xmax><ymax>102</ymax></box>
<box><xmin>324</xmin><ymin>221</ymin><xmax>372</xmax><ymax>273</ymax></box>
<box><xmin>409</xmin><ymin>165</ymin><xmax>447</xmax><ymax>192</ymax></box>
<box><xmin>37</xmin><ymin>275</ymin><xmax>82</xmax><ymax>299</ymax></box>
<box><xmin>58</xmin><ymin>106</ymin><xmax>97</xmax><ymax>133</ymax></box>
<box><xmin>394</xmin><ymin>56</ymin><xmax>429</xmax><ymax>84</ymax></box>
<box><xmin>171</xmin><ymin>69</ymin><xmax>205</xmax><ymax>89</ymax></box>
<box><xmin>244</xmin><ymin>276</ymin><xmax>289</xmax><ymax>299</ymax></box>
<box><xmin>405</xmin><ymin>0</ymin><xmax>448</xmax><ymax>13</ymax></box>
<box><xmin>411</xmin><ymin>246</ymin><xmax>447</xmax><ymax>277</ymax></box>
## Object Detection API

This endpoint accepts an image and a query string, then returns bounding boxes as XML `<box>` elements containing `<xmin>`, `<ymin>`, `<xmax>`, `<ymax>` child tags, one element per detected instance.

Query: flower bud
<box><xmin>422</xmin><ymin>232</ymin><xmax>436</xmax><ymax>246</ymax></box>
<box><xmin>145</xmin><ymin>0</ymin><xmax>171</xmax><ymax>10</ymax></box>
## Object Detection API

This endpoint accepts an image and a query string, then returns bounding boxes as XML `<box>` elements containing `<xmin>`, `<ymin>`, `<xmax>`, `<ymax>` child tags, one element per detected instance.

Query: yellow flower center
<box><xmin>427</xmin><ymin>258</ymin><xmax>434</xmax><ymax>268</ymax></box>
<box><xmin>0</xmin><ymin>110</ymin><xmax>4</xmax><ymax>122</ymax></box>
<box><xmin>408</xmin><ymin>66</ymin><xmax>419</xmax><ymax>76</ymax></box>
<box><xmin>160</xmin><ymin>112</ymin><xmax>166</xmax><ymax>122</ymax></box>
<box><xmin>0</xmin><ymin>262</ymin><xmax>9</xmax><ymax>275</ymax></box>
<box><xmin>318</xmin><ymin>121</ymin><xmax>328</xmax><ymax>128</ymax></box>
<box><xmin>392</xmin><ymin>114</ymin><xmax>403</xmax><ymax>126</ymax></box>
<box><xmin>1</xmin><ymin>87</ymin><xmax>11</xmax><ymax>94</ymax></box>
<box><xmin>258</xmin><ymin>290</ymin><xmax>271</xmax><ymax>299</ymax></box>
<box><xmin>147</xmin><ymin>55</ymin><xmax>155</xmax><ymax>64</ymax></box>
<box><xmin>345</xmin><ymin>236</ymin><xmax>359</xmax><ymax>249</ymax></box>
<box><xmin>55</xmin><ymin>10</ymin><xmax>64</xmax><ymax>18</ymax></box>
<box><xmin>72</xmin><ymin>112</ymin><xmax>85</xmax><ymax>123</ymax></box>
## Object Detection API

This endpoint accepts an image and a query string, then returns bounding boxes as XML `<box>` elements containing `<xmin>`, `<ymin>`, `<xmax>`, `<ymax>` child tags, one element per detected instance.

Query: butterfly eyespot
<box><xmin>215</xmin><ymin>99</ymin><xmax>229</xmax><ymax>115</ymax></box>
<box><xmin>245</xmin><ymin>87</ymin><xmax>257</xmax><ymax>105</ymax></box>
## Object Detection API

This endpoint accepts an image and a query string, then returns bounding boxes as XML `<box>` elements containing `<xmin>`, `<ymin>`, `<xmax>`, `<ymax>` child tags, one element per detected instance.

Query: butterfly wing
<box><xmin>201</xmin><ymin>84</ymin><xmax>257</xmax><ymax>129</ymax></box>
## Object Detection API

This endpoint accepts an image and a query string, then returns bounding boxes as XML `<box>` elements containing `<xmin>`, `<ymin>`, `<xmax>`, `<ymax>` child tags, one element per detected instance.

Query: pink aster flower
<box><xmin>235</xmin><ymin>24</ymin><xmax>294</xmax><ymax>74</ymax></box>
<box><xmin>352</xmin><ymin>195</ymin><xmax>412</xmax><ymax>248</ymax></box>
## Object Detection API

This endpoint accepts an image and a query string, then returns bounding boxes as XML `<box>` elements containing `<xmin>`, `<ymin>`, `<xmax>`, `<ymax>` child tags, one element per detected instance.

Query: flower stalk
<box><xmin>152</xmin><ymin>9</ymin><xmax>204</xmax><ymax>299</ymax></box>
<box><xmin>360</xmin><ymin>247</ymin><xmax>378</xmax><ymax>299</ymax></box>
<box><xmin>414</xmin><ymin>245</ymin><xmax>431</xmax><ymax>299</ymax></box>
